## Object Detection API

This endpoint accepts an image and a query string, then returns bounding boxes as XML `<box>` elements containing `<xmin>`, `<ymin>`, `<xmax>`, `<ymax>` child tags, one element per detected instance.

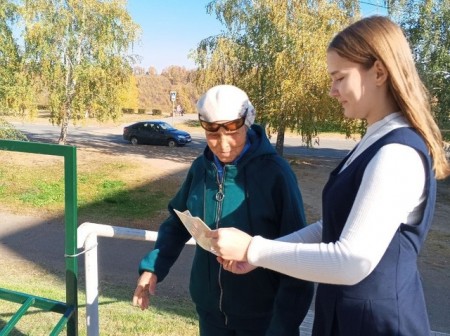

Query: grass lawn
<box><xmin>0</xmin><ymin>257</ymin><xmax>198</xmax><ymax>335</ymax></box>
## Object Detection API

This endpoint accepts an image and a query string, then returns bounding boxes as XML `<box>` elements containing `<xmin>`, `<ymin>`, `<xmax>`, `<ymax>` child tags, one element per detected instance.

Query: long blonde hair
<box><xmin>328</xmin><ymin>16</ymin><xmax>450</xmax><ymax>179</ymax></box>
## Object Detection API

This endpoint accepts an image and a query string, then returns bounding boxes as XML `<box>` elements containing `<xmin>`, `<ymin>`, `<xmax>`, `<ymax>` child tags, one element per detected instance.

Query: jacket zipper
<box><xmin>214</xmin><ymin>165</ymin><xmax>228</xmax><ymax>325</ymax></box>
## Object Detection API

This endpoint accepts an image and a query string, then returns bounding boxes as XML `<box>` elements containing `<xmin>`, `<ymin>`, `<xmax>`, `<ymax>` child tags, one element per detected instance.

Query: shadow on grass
<box><xmin>0</xmin><ymin>168</ymin><xmax>197</xmax><ymax>297</ymax></box>
<box><xmin>0</xmin><ymin>320</ymin><xmax>26</xmax><ymax>336</ymax></box>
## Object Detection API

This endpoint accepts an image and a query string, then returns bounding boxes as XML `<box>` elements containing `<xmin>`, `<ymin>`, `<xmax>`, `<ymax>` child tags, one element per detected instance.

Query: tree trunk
<box><xmin>58</xmin><ymin>87</ymin><xmax>74</xmax><ymax>145</ymax></box>
<box><xmin>275</xmin><ymin>123</ymin><xmax>286</xmax><ymax>156</ymax></box>
<box><xmin>59</xmin><ymin>60</ymin><xmax>76</xmax><ymax>145</ymax></box>
<box><xmin>58</xmin><ymin>91</ymin><xmax>74</xmax><ymax>144</ymax></box>
<box><xmin>58</xmin><ymin>109</ymin><xmax>70</xmax><ymax>144</ymax></box>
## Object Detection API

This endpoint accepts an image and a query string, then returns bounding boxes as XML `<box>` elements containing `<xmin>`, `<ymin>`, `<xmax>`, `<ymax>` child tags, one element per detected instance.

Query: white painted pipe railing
<box><xmin>77</xmin><ymin>222</ymin><xmax>195</xmax><ymax>336</ymax></box>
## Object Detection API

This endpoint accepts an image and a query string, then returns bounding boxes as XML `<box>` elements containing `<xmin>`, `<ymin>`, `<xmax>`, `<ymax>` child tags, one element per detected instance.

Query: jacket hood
<box><xmin>203</xmin><ymin>124</ymin><xmax>276</xmax><ymax>165</ymax></box>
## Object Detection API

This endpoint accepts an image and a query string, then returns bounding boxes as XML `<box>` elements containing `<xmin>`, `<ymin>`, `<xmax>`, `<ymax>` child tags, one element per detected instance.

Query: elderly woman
<box><xmin>133</xmin><ymin>84</ymin><xmax>313</xmax><ymax>336</ymax></box>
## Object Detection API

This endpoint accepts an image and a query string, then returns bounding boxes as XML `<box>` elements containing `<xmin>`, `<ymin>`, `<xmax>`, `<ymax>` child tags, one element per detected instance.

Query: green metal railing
<box><xmin>0</xmin><ymin>139</ymin><xmax>78</xmax><ymax>336</ymax></box>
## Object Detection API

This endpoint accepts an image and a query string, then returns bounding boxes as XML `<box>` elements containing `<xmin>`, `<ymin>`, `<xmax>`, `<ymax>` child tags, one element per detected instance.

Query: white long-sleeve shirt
<box><xmin>247</xmin><ymin>113</ymin><xmax>427</xmax><ymax>285</ymax></box>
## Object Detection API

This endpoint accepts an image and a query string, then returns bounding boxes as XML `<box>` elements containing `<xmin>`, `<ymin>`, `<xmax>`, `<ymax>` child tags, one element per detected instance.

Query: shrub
<box><xmin>0</xmin><ymin>118</ymin><xmax>28</xmax><ymax>141</ymax></box>
<box><xmin>152</xmin><ymin>109</ymin><xmax>162</xmax><ymax>115</ymax></box>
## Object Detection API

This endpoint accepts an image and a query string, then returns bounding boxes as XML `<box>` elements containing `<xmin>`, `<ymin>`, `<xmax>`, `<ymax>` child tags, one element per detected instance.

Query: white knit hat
<box><xmin>197</xmin><ymin>85</ymin><xmax>256</xmax><ymax>128</ymax></box>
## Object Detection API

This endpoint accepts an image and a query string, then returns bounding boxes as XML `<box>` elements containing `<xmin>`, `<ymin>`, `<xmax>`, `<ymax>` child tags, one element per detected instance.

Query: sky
<box><xmin>126</xmin><ymin>1</ymin><xmax>388</xmax><ymax>74</ymax></box>
<box><xmin>126</xmin><ymin>0</ymin><xmax>223</xmax><ymax>73</ymax></box>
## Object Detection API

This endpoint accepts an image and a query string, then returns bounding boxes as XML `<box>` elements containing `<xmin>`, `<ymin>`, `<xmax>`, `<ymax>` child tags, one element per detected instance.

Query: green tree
<box><xmin>118</xmin><ymin>74</ymin><xmax>139</xmax><ymax>112</ymax></box>
<box><xmin>0</xmin><ymin>1</ymin><xmax>36</xmax><ymax>117</ymax></box>
<box><xmin>161</xmin><ymin>65</ymin><xmax>191</xmax><ymax>85</ymax></box>
<box><xmin>194</xmin><ymin>0</ymin><xmax>358</xmax><ymax>154</ymax></box>
<box><xmin>0</xmin><ymin>1</ymin><xmax>18</xmax><ymax>111</ymax></box>
<box><xmin>19</xmin><ymin>0</ymin><xmax>140</xmax><ymax>143</ymax></box>
<box><xmin>389</xmin><ymin>0</ymin><xmax>449</xmax><ymax>138</ymax></box>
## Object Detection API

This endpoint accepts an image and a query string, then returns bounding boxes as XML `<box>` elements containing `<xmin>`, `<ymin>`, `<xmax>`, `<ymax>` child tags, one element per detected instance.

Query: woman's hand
<box><xmin>206</xmin><ymin>227</ymin><xmax>252</xmax><ymax>261</ymax></box>
<box><xmin>217</xmin><ymin>257</ymin><xmax>257</xmax><ymax>274</ymax></box>
<box><xmin>132</xmin><ymin>271</ymin><xmax>157</xmax><ymax>310</ymax></box>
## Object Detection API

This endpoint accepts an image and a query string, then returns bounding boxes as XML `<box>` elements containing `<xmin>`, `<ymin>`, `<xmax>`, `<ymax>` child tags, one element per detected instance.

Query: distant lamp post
<box><xmin>170</xmin><ymin>91</ymin><xmax>177</xmax><ymax>124</ymax></box>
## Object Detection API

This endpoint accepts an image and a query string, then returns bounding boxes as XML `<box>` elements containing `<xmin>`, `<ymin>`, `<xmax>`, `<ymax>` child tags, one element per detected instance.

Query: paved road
<box><xmin>9</xmin><ymin>115</ymin><xmax>357</xmax><ymax>159</ymax></box>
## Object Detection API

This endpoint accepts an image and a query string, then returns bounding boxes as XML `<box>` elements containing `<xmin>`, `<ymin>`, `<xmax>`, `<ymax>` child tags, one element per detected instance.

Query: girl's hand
<box><xmin>206</xmin><ymin>227</ymin><xmax>252</xmax><ymax>261</ymax></box>
<box><xmin>217</xmin><ymin>257</ymin><xmax>257</xmax><ymax>274</ymax></box>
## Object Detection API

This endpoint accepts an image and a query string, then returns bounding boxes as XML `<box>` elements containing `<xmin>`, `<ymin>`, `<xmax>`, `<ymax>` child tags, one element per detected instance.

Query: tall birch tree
<box><xmin>389</xmin><ymin>0</ymin><xmax>449</xmax><ymax>137</ymax></box>
<box><xmin>194</xmin><ymin>0</ymin><xmax>358</xmax><ymax>154</ymax></box>
<box><xmin>0</xmin><ymin>1</ymin><xmax>35</xmax><ymax>117</ymax></box>
<box><xmin>20</xmin><ymin>0</ymin><xmax>140</xmax><ymax>144</ymax></box>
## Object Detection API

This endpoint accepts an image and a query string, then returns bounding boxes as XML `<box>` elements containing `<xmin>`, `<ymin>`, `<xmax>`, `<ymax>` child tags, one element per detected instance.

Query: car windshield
<box><xmin>158</xmin><ymin>122</ymin><xmax>175</xmax><ymax>130</ymax></box>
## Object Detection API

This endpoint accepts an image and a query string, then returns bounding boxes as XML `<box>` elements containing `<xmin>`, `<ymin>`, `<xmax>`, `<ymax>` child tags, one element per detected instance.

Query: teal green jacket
<box><xmin>139</xmin><ymin>124</ymin><xmax>313</xmax><ymax>335</ymax></box>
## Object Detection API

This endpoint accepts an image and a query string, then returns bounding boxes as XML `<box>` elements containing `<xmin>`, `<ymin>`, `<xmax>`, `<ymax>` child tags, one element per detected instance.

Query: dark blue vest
<box><xmin>312</xmin><ymin>128</ymin><xmax>436</xmax><ymax>336</ymax></box>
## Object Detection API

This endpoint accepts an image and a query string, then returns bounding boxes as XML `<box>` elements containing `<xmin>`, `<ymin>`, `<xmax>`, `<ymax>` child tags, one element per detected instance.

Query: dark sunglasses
<box><xmin>199</xmin><ymin>116</ymin><xmax>246</xmax><ymax>132</ymax></box>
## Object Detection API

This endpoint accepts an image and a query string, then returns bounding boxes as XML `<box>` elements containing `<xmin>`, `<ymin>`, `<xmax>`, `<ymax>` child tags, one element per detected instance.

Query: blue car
<box><xmin>123</xmin><ymin>121</ymin><xmax>191</xmax><ymax>147</ymax></box>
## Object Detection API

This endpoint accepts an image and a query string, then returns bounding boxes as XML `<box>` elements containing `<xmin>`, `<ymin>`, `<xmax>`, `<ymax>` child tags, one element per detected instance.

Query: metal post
<box><xmin>64</xmin><ymin>145</ymin><xmax>78</xmax><ymax>336</ymax></box>
<box><xmin>172</xmin><ymin>100</ymin><xmax>175</xmax><ymax>125</ymax></box>
<box><xmin>0</xmin><ymin>140</ymin><xmax>79</xmax><ymax>336</ymax></box>
<box><xmin>84</xmin><ymin>233</ymin><xmax>99</xmax><ymax>336</ymax></box>
<box><xmin>169</xmin><ymin>91</ymin><xmax>177</xmax><ymax>126</ymax></box>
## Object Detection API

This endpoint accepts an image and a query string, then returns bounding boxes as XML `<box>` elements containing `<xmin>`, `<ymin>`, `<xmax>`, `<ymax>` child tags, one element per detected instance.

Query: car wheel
<box><xmin>130</xmin><ymin>137</ymin><xmax>138</xmax><ymax>145</ymax></box>
<box><xmin>167</xmin><ymin>139</ymin><xmax>177</xmax><ymax>148</ymax></box>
